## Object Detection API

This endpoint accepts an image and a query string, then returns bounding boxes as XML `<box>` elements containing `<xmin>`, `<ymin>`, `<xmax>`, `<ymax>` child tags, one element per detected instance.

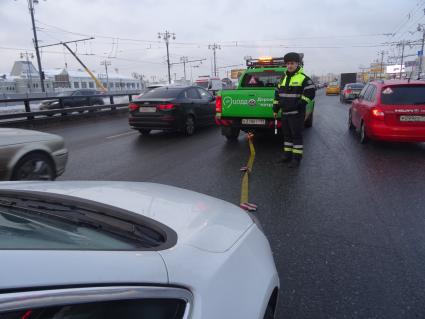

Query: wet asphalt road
<box><xmin>40</xmin><ymin>90</ymin><xmax>425</xmax><ymax>319</ymax></box>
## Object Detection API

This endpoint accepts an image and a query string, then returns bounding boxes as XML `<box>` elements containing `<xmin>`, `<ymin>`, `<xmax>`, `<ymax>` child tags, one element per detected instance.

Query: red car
<box><xmin>349</xmin><ymin>80</ymin><xmax>425</xmax><ymax>143</ymax></box>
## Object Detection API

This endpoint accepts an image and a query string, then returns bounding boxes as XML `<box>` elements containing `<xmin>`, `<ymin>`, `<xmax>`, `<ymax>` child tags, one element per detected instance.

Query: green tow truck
<box><xmin>215</xmin><ymin>56</ymin><xmax>314</xmax><ymax>140</ymax></box>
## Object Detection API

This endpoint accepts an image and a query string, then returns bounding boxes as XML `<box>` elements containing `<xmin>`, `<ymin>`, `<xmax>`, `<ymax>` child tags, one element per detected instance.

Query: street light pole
<box><xmin>100</xmin><ymin>60</ymin><xmax>111</xmax><ymax>91</ymax></box>
<box><xmin>208</xmin><ymin>43</ymin><xmax>221</xmax><ymax>77</ymax></box>
<box><xmin>27</xmin><ymin>0</ymin><xmax>45</xmax><ymax>92</ymax></box>
<box><xmin>190</xmin><ymin>65</ymin><xmax>199</xmax><ymax>83</ymax></box>
<box><xmin>180</xmin><ymin>56</ymin><xmax>188</xmax><ymax>81</ymax></box>
<box><xmin>378</xmin><ymin>50</ymin><xmax>385</xmax><ymax>79</ymax></box>
<box><xmin>417</xmin><ymin>24</ymin><xmax>425</xmax><ymax>78</ymax></box>
<box><xmin>170</xmin><ymin>58</ymin><xmax>206</xmax><ymax>83</ymax></box>
<box><xmin>399</xmin><ymin>41</ymin><xmax>406</xmax><ymax>79</ymax></box>
<box><xmin>158</xmin><ymin>31</ymin><xmax>176</xmax><ymax>84</ymax></box>
<box><xmin>20</xmin><ymin>51</ymin><xmax>34</xmax><ymax>93</ymax></box>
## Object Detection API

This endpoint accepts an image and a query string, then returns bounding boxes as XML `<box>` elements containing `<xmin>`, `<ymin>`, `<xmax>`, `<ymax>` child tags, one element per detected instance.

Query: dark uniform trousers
<box><xmin>273</xmin><ymin>67</ymin><xmax>315</xmax><ymax>161</ymax></box>
<box><xmin>282</xmin><ymin>110</ymin><xmax>305</xmax><ymax>160</ymax></box>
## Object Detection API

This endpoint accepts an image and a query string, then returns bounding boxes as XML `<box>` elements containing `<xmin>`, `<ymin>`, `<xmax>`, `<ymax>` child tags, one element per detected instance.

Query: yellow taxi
<box><xmin>326</xmin><ymin>82</ymin><xmax>340</xmax><ymax>95</ymax></box>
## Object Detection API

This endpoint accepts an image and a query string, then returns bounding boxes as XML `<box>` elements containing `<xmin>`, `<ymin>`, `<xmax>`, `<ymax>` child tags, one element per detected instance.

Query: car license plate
<box><xmin>139</xmin><ymin>107</ymin><xmax>156</xmax><ymax>113</ymax></box>
<box><xmin>400</xmin><ymin>115</ymin><xmax>425</xmax><ymax>122</ymax></box>
<box><xmin>241</xmin><ymin>119</ymin><xmax>266</xmax><ymax>125</ymax></box>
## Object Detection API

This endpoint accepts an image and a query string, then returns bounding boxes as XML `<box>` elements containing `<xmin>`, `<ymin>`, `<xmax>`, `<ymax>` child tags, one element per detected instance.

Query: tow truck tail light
<box><xmin>216</xmin><ymin>96</ymin><xmax>222</xmax><ymax>113</ymax></box>
<box><xmin>128</xmin><ymin>103</ymin><xmax>139</xmax><ymax>111</ymax></box>
<box><xmin>371</xmin><ymin>107</ymin><xmax>385</xmax><ymax>119</ymax></box>
<box><xmin>158</xmin><ymin>103</ymin><xmax>175</xmax><ymax>110</ymax></box>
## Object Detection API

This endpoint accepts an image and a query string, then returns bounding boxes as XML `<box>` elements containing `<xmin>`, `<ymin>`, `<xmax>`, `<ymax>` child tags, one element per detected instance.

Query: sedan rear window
<box><xmin>140</xmin><ymin>88</ymin><xmax>182</xmax><ymax>99</ymax></box>
<box><xmin>381</xmin><ymin>85</ymin><xmax>425</xmax><ymax>105</ymax></box>
<box><xmin>240</xmin><ymin>72</ymin><xmax>284</xmax><ymax>88</ymax></box>
<box><xmin>0</xmin><ymin>191</ymin><xmax>176</xmax><ymax>251</ymax></box>
<box><xmin>0</xmin><ymin>209</ymin><xmax>141</xmax><ymax>250</ymax></box>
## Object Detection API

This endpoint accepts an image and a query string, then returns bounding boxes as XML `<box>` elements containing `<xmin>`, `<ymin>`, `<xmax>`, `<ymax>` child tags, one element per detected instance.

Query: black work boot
<box><xmin>277</xmin><ymin>154</ymin><xmax>292</xmax><ymax>164</ymax></box>
<box><xmin>288</xmin><ymin>158</ymin><xmax>301</xmax><ymax>168</ymax></box>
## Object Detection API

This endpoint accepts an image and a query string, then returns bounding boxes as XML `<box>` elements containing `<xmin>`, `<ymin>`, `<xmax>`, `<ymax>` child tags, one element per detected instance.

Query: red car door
<box><xmin>361</xmin><ymin>85</ymin><xmax>377</xmax><ymax>125</ymax></box>
<box><xmin>351</xmin><ymin>84</ymin><xmax>370</xmax><ymax>128</ymax></box>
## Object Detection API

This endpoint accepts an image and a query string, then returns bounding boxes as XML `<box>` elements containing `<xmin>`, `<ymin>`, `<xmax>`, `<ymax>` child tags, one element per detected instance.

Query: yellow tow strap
<box><xmin>240</xmin><ymin>133</ymin><xmax>256</xmax><ymax>207</ymax></box>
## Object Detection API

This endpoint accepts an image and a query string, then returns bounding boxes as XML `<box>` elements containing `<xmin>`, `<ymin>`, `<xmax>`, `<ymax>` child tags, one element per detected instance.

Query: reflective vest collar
<box><xmin>286</xmin><ymin>67</ymin><xmax>303</xmax><ymax>77</ymax></box>
<box><xmin>281</xmin><ymin>68</ymin><xmax>305</xmax><ymax>87</ymax></box>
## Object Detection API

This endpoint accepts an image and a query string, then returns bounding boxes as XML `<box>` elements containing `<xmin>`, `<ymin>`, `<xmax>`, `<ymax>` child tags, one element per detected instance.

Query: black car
<box><xmin>128</xmin><ymin>86</ymin><xmax>216</xmax><ymax>136</ymax></box>
<box><xmin>40</xmin><ymin>90</ymin><xmax>105</xmax><ymax>110</ymax></box>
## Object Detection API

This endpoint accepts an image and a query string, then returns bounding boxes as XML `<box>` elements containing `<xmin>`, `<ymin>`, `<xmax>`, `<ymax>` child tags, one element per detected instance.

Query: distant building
<box><xmin>0</xmin><ymin>74</ymin><xmax>17</xmax><ymax>93</ymax></box>
<box><xmin>1</xmin><ymin>61</ymin><xmax>143</xmax><ymax>96</ymax></box>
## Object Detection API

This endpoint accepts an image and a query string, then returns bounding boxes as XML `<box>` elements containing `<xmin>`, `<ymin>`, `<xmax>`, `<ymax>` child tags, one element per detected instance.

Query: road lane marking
<box><xmin>240</xmin><ymin>132</ymin><xmax>256</xmax><ymax>211</ymax></box>
<box><xmin>106</xmin><ymin>131</ymin><xmax>138</xmax><ymax>139</ymax></box>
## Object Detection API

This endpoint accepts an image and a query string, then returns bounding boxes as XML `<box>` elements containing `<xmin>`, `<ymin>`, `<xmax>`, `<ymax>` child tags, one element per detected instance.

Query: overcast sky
<box><xmin>1</xmin><ymin>0</ymin><xmax>424</xmax><ymax>81</ymax></box>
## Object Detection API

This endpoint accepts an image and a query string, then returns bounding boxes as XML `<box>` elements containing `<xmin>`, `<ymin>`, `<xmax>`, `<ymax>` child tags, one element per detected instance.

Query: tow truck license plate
<box><xmin>139</xmin><ymin>107</ymin><xmax>157</xmax><ymax>113</ymax></box>
<box><xmin>242</xmin><ymin>119</ymin><xmax>266</xmax><ymax>125</ymax></box>
<box><xmin>400</xmin><ymin>115</ymin><xmax>425</xmax><ymax>122</ymax></box>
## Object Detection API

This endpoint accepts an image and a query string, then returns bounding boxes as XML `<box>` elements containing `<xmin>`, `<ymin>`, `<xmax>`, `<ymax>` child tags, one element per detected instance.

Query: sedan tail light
<box><xmin>216</xmin><ymin>96</ymin><xmax>222</xmax><ymax>113</ymax></box>
<box><xmin>345</xmin><ymin>89</ymin><xmax>352</xmax><ymax>94</ymax></box>
<box><xmin>128</xmin><ymin>103</ymin><xmax>139</xmax><ymax>111</ymax></box>
<box><xmin>157</xmin><ymin>103</ymin><xmax>175</xmax><ymax>110</ymax></box>
<box><xmin>371</xmin><ymin>107</ymin><xmax>385</xmax><ymax>119</ymax></box>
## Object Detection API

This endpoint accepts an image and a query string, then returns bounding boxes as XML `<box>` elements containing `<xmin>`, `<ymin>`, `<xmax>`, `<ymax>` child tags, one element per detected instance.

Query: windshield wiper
<box><xmin>0</xmin><ymin>196</ymin><xmax>163</xmax><ymax>248</ymax></box>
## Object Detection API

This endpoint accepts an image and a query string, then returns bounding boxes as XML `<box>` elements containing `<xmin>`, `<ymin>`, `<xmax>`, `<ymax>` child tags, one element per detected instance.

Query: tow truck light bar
<box><xmin>246</xmin><ymin>57</ymin><xmax>286</xmax><ymax>68</ymax></box>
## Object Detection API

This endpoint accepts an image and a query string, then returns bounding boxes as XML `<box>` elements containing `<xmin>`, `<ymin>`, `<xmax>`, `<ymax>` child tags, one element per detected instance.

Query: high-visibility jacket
<box><xmin>273</xmin><ymin>67</ymin><xmax>316</xmax><ymax>115</ymax></box>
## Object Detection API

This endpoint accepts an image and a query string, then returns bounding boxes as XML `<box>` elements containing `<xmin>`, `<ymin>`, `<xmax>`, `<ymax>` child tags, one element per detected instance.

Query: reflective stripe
<box><xmin>292</xmin><ymin>149</ymin><xmax>303</xmax><ymax>155</ymax></box>
<box><xmin>284</xmin><ymin>142</ymin><xmax>293</xmax><ymax>146</ymax></box>
<box><xmin>304</xmin><ymin>84</ymin><xmax>316</xmax><ymax>90</ymax></box>
<box><xmin>301</xmin><ymin>95</ymin><xmax>312</xmax><ymax>104</ymax></box>
<box><xmin>279</xmin><ymin>93</ymin><xmax>301</xmax><ymax>98</ymax></box>
<box><xmin>273</xmin><ymin>100</ymin><xmax>279</xmax><ymax>105</ymax></box>
<box><xmin>293</xmin><ymin>145</ymin><xmax>303</xmax><ymax>149</ymax></box>
<box><xmin>282</xmin><ymin>110</ymin><xmax>299</xmax><ymax>115</ymax></box>
<box><xmin>284</xmin><ymin>147</ymin><xmax>293</xmax><ymax>152</ymax></box>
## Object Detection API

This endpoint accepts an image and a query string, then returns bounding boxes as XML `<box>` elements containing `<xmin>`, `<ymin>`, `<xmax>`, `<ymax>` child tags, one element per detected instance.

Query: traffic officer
<box><xmin>273</xmin><ymin>52</ymin><xmax>316</xmax><ymax>168</ymax></box>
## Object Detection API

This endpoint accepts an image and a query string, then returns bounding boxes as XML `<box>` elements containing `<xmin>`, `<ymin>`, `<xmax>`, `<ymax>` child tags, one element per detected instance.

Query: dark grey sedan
<box><xmin>39</xmin><ymin>90</ymin><xmax>105</xmax><ymax>110</ymax></box>
<box><xmin>0</xmin><ymin>128</ymin><xmax>68</xmax><ymax>180</ymax></box>
<box><xmin>128</xmin><ymin>86</ymin><xmax>216</xmax><ymax>136</ymax></box>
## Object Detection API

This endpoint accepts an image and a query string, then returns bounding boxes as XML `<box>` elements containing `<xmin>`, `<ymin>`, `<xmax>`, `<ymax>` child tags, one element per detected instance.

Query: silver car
<box><xmin>0</xmin><ymin>128</ymin><xmax>68</xmax><ymax>180</ymax></box>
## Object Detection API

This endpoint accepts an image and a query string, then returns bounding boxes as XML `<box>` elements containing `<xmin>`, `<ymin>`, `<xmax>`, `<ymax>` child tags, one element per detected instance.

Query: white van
<box><xmin>195</xmin><ymin>76</ymin><xmax>223</xmax><ymax>93</ymax></box>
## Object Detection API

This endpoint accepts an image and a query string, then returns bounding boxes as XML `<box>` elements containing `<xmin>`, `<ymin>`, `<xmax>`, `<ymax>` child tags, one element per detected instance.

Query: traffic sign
<box><xmin>418</xmin><ymin>50</ymin><xmax>423</xmax><ymax>56</ymax></box>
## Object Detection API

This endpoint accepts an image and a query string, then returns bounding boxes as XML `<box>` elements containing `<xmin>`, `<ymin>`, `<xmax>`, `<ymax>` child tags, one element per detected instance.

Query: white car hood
<box><xmin>0</xmin><ymin>181</ymin><xmax>253</xmax><ymax>253</ymax></box>
<box><xmin>0</xmin><ymin>128</ymin><xmax>59</xmax><ymax>146</ymax></box>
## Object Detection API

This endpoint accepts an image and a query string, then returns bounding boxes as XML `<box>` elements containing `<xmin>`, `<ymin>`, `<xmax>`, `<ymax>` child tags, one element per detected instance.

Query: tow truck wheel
<box><xmin>221</xmin><ymin>127</ymin><xmax>240</xmax><ymax>140</ymax></box>
<box><xmin>138</xmin><ymin>129</ymin><xmax>151</xmax><ymax>136</ymax></box>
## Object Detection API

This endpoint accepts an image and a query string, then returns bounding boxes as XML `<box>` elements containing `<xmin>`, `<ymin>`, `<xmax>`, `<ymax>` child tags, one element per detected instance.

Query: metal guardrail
<box><xmin>0</xmin><ymin>93</ymin><xmax>139</xmax><ymax>126</ymax></box>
